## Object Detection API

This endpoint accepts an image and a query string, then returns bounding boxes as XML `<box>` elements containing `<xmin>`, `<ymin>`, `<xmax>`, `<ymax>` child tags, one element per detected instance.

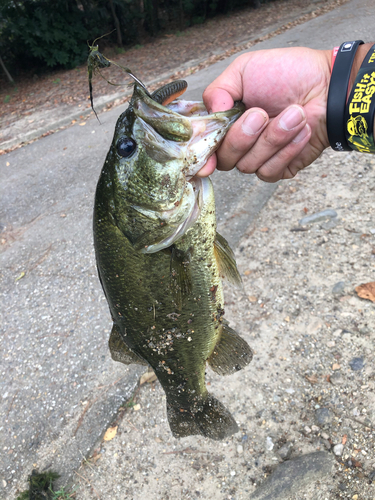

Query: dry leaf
<box><xmin>355</xmin><ymin>281</ymin><xmax>375</xmax><ymax>302</ymax></box>
<box><xmin>140</xmin><ymin>370</ymin><xmax>157</xmax><ymax>385</ymax></box>
<box><xmin>103</xmin><ymin>425</ymin><xmax>118</xmax><ymax>441</ymax></box>
<box><xmin>305</xmin><ymin>374</ymin><xmax>318</xmax><ymax>384</ymax></box>
<box><xmin>339</xmin><ymin>295</ymin><xmax>351</xmax><ymax>302</ymax></box>
<box><xmin>133</xmin><ymin>404</ymin><xmax>141</xmax><ymax>411</ymax></box>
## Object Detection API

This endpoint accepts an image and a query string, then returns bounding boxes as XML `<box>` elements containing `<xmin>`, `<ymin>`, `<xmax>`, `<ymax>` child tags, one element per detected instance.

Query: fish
<box><xmin>93</xmin><ymin>78</ymin><xmax>253</xmax><ymax>440</ymax></box>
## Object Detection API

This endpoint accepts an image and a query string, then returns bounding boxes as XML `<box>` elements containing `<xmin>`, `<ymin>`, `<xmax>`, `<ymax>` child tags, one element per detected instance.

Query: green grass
<box><xmin>16</xmin><ymin>471</ymin><xmax>75</xmax><ymax>500</ymax></box>
<box><xmin>124</xmin><ymin>396</ymin><xmax>136</xmax><ymax>408</ymax></box>
<box><xmin>50</xmin><ymin>486</ymin><xmax>75</xmax><ymax>499</ymax></box>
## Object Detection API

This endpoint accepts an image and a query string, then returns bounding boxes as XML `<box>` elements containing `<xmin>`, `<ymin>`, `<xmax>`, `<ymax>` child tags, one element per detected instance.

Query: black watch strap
<box><xmin>327</xmin><ymin>40</ymin><xmax>364</xmax><ymax>151</ymax></box>
<box><xmin>345</xmin><ymin>44</ymin><xmax>375</xmax><ymax>153</ymax></box>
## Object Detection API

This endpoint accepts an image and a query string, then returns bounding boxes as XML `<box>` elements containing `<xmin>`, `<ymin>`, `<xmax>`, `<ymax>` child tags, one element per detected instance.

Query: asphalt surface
<box><xmin>1</xmin><ymin>0</ymin><xmax>375</xmax><ymax>498</ymax></box>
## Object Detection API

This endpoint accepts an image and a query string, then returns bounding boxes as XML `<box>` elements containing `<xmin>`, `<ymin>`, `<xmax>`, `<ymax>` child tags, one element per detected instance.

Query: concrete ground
<box><xmin>1</xmin><ymin>0</ymin><xmax>375</xmax><ymax>498</ymax></box>
<box><xmin>75</xmin><ymin>148</ymin><xmax>375</xmax><ymax>500</ymax></box>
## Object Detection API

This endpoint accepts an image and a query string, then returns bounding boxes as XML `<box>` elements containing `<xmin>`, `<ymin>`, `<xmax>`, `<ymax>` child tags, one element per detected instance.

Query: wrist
<box><xmin>321</xmin><ymin>49</ymin><xmax>333</xmax><ymax>148</ymax></box>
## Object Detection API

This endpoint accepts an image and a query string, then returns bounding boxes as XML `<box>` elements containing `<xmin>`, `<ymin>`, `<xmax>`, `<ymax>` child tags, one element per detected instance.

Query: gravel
<box><xmin>72</xmin><ymin>149</ymin><xmax>375</xmax><ymax>500</ymax></box>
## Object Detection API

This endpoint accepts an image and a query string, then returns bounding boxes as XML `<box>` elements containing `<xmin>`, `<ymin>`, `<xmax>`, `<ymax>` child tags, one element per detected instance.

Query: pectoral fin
<box><xmin>207</xmin><ymin>321</ymin><xmax>253</xmax><ymax>375</ymax></box>
<box><xmin>214</xmin><ymin>232</ymin><xmax>242</xmax><ymax>288</ymax></box>
<box><xmin>109</xmin><ymin>323</ymin><xmax>147</xmax><ymax>366</ymax></box>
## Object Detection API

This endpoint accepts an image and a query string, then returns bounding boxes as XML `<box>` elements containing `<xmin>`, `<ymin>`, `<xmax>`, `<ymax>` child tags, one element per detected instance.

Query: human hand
<box><xmin>199</xmin><ymin>47</ymin><xmax>332</xmax><ymax>182</ymax></box>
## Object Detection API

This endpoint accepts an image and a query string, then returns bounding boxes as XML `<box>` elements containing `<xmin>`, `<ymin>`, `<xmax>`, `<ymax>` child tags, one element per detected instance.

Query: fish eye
<box><xmin>116</xmin><ymin>137</ymin><xmax>136</xmax><ymax>158</ymax></box>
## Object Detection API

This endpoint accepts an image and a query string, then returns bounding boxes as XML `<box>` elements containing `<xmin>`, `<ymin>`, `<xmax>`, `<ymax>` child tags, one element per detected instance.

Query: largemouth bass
<box><xmin>94</xmin><ymin>79</ymin><xmax>253</xmax><ymax>440</ymax></box>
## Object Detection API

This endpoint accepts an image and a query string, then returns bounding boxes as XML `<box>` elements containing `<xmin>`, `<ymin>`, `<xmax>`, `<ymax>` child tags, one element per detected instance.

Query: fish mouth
<box><xmin>131</xmin><ymin>83</ymin><xmax>244</xmax><ymax>254</ymax></box>
<box><xmin>133</xmin><ymin>84</ymin><xmax>244</xmax><ymax>178</ymax></box>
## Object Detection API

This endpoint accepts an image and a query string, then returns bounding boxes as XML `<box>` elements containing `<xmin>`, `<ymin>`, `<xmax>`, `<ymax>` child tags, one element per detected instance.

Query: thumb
<box><xmin>203</xmin><ymin>87</ymin><xmax>235</xmax><ymax>113</ymax></box>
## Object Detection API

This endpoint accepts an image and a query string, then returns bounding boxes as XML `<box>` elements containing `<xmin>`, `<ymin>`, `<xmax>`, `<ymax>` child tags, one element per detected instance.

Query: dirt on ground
<box><xmin>73</xmin><ymin>149</ymin><xmax>375</xmax><ymax>500</ymax></box>
<box><xmin>0</xmin><ymin>0</ymin><xmax>346</xmax><ymax>138</ymax></box>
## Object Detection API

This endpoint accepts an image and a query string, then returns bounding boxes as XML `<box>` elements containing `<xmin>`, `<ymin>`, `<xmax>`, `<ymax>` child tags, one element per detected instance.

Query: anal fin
<box><xmin>207</xmin><ymin>322</ymin><xmax>253</xmax><ymax>375</ymax></box>
<box><xmin>108</xmin><ymin>323</ymin><xmax>147</xmax><ymax>366</ymax></box>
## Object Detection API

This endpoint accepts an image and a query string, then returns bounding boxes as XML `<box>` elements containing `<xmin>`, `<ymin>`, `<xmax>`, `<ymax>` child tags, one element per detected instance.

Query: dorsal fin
<box><xmin>214</xmin><ymin>232</ymin><xmax>242</xmax><ymax>288</ymax></box>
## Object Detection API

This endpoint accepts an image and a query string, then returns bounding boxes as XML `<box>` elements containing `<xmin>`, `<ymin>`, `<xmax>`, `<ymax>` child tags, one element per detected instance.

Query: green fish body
<box><xmin>94</xmin><ymin>81</ymin><xmax>253</xmax><ymax>440</ymax></box>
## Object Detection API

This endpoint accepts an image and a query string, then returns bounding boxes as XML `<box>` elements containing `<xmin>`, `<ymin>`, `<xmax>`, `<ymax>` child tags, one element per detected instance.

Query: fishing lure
<box><xmin>87</xmin><ymin>33</ymin><xmax>150</xmax><ymax>121</ymax></box>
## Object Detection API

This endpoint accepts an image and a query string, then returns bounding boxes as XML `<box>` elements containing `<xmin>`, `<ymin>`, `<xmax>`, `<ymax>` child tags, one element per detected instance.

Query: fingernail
<box><xmin>279</xmin><ymin>106</ymin><xmax>305</xmax><ymax>131</ymax></box>
<box><xmin>293</xmin><ymin>124</ymin><xmax>310</xmax><ymax>143</ymax></box>
<box><xmin>242</xmin><ymin>111</ymin><xmax>267</xmax><ymax>135</ymax></box>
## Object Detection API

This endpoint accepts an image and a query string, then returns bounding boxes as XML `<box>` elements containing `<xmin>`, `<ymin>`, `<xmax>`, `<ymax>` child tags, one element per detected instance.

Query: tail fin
<box><xmin>167</xmin><ymin>394</ymin><xmax>238</xmax><ymax>440</ymax></box>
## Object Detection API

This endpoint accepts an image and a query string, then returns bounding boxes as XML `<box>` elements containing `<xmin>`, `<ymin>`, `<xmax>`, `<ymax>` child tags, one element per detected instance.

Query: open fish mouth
<box><xmin>133</xmin><ymin>84</ymin><xmax>244</xmax><ymax>179</ymax></box>
<box><xmin>129</xmin><ymin>83</ymin><xmax>244</xmax><ymax>254</ymax></box>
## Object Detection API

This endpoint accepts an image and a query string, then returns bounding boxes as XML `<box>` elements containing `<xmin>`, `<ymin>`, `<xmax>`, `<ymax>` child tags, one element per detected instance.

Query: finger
<box><xmin>215</xmin><ymin>108</ymin><xmax>269</xmax><ymax>171</ymax></box>
<box><xmin>255</xmin><ymin>124</ymin><xmax>312</xmax><ymax>182</ymax></box>
<box><xmin>203</xmin><ymin>87</ymin><xmax>235</xmax><ymax>113</ymax></box>
<box><xmin>235</xmin><ymin>105</ymin><xmax>307</xmax><ymax>176</ymax></box>
<box><xmin>196</xmin><ymin>154</ymin><xmax>217</xmax><ymax>178</ymax></box>
<box><xmin>203</xmin><ymin>55</ymin><xmax>247</xmax><ymax>112</ymax></box>
<box><xmin>281</xmin><ymin>128</ymin><xmax>320</xmax><ymax>180</ymax></box>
